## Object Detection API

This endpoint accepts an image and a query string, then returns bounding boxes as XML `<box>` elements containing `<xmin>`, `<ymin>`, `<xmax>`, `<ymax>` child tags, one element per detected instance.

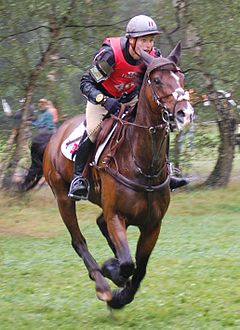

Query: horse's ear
<box><xmin>139</xmin><ymin>49</ymin><xmax>154</xmax><ymax>66</ymax></box>
<box><xmin>167</xmin><ymin>41</ymin><xmax>181</xmax><ymax>65</ymax></box>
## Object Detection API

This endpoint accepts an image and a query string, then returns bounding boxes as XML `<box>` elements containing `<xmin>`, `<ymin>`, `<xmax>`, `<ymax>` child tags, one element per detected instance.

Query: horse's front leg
<box><xmin>96</xmin><ymin>213</ymin><xmax>116</xmax><ymax>256</ymax></box>
<box><xmin>102</xmin><ymin>212</ymin><xmax>135</xmax><ymax>286</ymax></box>
<box><xmin>50</xmin><ymin>172</ymin><xmax>112</xmax><ymax>302</ymax></box>
<box><xmin>97</xmin><ymin>213</ymin><xmax>132</xmax><ymax>287</ymax></box>
<box><xmin>108</xmin><ymin>223</ymin><xmax>161</xmax><ymax>309</ymax></box>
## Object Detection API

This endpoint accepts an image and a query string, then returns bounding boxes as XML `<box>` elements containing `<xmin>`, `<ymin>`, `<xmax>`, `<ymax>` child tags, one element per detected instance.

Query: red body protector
<box><xmin>101</xmin><ymin>37</ymin><xmax>156</xmax><ymax>98</ymax></box>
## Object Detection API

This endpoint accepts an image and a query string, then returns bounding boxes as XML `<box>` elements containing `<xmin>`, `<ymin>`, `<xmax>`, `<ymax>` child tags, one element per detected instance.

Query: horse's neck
<box><xmin>127</xmin><ymin>97</ymin><xmax>168</xmax><ymax>174</ymax></box>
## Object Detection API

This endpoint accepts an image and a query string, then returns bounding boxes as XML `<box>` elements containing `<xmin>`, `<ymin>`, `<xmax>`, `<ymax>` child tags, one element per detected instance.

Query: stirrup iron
<box><xmin>68</xmin><ymin>176</ymin><xmax>90</xmax><ymax>201</ymax></box>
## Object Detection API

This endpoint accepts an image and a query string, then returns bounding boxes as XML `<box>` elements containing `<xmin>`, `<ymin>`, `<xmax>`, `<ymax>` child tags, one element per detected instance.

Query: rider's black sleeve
<box><xmin>80</xmin><ymin>73</ymin><xmax>103</xmax><ymax>104</ymax></box>
<box><xmin>80</xmin><ymin>44</ymin><xmax>115</xmax><ymax>104</ymax></box>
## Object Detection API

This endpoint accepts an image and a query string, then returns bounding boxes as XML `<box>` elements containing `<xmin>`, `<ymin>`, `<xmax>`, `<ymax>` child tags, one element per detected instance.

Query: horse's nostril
<box><xmin>176</xmin><ymin>110</ymin><xmax>185</xmax><ymax>122</ymax></box>
<box><xmin>177</xmin><ymin>110</ymin><xmax>185</xmax><ymax>117</ymax></box>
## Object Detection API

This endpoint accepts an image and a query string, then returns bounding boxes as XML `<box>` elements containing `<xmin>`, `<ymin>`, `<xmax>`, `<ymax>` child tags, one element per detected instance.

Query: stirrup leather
<box><xmin>68</xmin><ymin>176</ymin><xmax>90</xmax><ymax>201</ymax></box>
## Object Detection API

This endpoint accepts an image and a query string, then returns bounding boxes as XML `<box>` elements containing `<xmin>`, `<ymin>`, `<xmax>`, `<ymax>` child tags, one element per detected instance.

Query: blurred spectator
<box><xmin>32</xmin><ymin>98</ymin><xmax>56</xmax><ymax>134</ymax></box>
<box><xmin>47</xmin><ymin>100</ymin><xmax>59</xmax><ymax>124</ymax></box>
<box><xmin>19</xmin><ymin>99</ymin><xmax>56</xmax><ymax>191</ymax></box>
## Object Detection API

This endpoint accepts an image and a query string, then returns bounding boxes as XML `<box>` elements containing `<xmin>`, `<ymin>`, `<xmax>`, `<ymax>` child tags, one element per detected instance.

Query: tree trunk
<box><xmin>0</xmin><ymin>15</ymin><xmax>61</xmax><ymax>189</ymax></box>
<box><xmin>203</xmin><ymin>91</ymin><xmax>236</xmax><ymax>187</ymax></box>
<box><xmin>171</xmin><ymin>1</ymin><xmax>236</xmax><ymax>187</ymax></box>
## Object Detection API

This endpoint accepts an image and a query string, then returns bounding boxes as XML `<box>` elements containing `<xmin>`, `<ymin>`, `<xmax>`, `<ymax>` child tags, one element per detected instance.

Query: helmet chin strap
<box><xmin>131</xmin><ymin>38</ymin><xmax>141</xmax><ymax>58</ymax></box>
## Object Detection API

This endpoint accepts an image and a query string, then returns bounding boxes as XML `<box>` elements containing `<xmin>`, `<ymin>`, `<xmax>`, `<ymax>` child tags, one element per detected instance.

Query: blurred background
<box><xmin>0</xmin><ymin>2</ymin><xmax>240</xmax><ymax>328</ymax></box>
<box><xmin>1</xmin><ymin>0</ymin><xmax>240</xmax><ymax>188</ymax></box>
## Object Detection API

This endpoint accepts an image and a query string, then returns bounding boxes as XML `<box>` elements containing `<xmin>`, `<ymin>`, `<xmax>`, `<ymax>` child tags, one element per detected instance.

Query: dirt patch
<box><xmin>0</xmin><ymin>214</ymin><xmax>64</xmax><ymax>238</ymax></box>
<box><xmin>0</xmin><ymin>188</ymin><xmax>64</xmax><ymax>237</ymax></box>
<box><xmin>0</xmin><ymin>187</ymin><xmax>100</xmax><ymax>238</ymax></box>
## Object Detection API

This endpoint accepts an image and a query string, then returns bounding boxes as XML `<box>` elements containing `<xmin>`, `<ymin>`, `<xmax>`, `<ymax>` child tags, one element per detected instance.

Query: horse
<box><xmin>42</xmin><ymin>42</ymin><xmax>194</xmax><ymax>309</ymax></box>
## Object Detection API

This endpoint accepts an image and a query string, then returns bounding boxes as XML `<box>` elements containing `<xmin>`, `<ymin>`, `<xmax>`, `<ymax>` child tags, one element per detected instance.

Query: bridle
<box><xmin>146</xmin><ymin>68</ymin><xmax>190</xmax><ymax>123</ymax></box>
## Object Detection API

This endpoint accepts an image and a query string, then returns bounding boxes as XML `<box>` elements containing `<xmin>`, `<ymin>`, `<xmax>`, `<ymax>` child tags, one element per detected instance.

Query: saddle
<box><xmin>61</xmin><ymin>105</ymin><xmax>136</xmax><ymax>176</ymax></box>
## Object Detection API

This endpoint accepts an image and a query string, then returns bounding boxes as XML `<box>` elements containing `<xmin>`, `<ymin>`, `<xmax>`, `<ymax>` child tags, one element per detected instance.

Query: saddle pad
<box><xmin>61</xmin><ymin>122</ymin><xmax>85</xmax><ymax>160</ymax></box>
<box><xmin>61</xmin><ymin>121</ymin><xmax>117</xmax><ymax>163</ymax></box>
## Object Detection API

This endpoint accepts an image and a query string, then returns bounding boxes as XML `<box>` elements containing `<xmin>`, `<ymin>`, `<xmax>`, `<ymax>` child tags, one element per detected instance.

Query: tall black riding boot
<box><xmin>169</xmin><ymin>176</ymin><xmax>190</xmax><ymax>191</ymax></box>
<box><xmin>68</xmin><ymin>138</ymin><xmax>94</xmax><ymax>201</ymax></box>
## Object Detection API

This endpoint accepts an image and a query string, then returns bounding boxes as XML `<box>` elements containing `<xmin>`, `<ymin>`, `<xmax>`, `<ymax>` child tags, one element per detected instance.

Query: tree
<box><xmin>0</xmin><ymin>0</ymin><xmax>240</xmax><ymax>189</ymax></box>
<box><xmin>0</xmin><ymin>1</ymin><xmax>77</xmax><ymax>187</ymax></box>
<box><xmin>170</xmin><ymin>0</ymin><xmax>240</xmax><ymax>187</ymax></box>
<box><xmin>0</xmin><ymin>0</ymin><xmax>129</xmax><ymax>187</ymax></box>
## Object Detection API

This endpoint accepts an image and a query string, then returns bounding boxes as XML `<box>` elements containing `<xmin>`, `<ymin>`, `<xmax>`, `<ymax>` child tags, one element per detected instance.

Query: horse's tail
<box><xmin>19</xmin><ymin>132</ymin><xmax>52</xmax><ymax>192</ymax></box>
<box><xmin>20</xmin><ymin>162</ymin><xmax>43</xmax><ymax>192</ymax></box>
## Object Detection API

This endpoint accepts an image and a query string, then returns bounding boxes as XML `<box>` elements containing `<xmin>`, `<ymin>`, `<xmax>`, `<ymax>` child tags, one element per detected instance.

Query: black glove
<box><xmin>102</xmin><ymin>97</ymin><xmax>121</xmax><ymax>115</ymax></box>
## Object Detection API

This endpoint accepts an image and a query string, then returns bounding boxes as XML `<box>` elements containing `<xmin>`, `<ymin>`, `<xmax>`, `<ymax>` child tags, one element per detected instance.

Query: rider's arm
<box><xmin>80</xmin><ymin>44</ymin><xmax>115</xmax><ymax>104</ymax></box>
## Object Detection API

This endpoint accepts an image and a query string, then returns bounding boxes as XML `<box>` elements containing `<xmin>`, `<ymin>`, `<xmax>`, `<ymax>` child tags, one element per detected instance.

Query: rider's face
<box><xmin>129</xmin><ymin>35</ymin><xmax>155</xmax><ymax>59</ymax></box>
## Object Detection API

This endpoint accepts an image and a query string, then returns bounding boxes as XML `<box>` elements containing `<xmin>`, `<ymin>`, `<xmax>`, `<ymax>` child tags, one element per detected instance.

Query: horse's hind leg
<box><xmin>49</xmin><ymin>174</ymin><xmax>112</xmax><ymax>302</ymax></box>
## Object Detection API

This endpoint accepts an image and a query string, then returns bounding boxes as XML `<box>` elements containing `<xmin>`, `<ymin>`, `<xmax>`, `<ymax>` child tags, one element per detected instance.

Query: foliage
<box><xmin>187</xmin><ymin>0</ymin><xmax>240</xmax><ymax>99</ymax></box>
<box><xmin>1</xmin><ymin>0</ymin><xmax>240</xmax><ymax>186</ymax></box>
<box><xmin>1</xmin><ymin>0</ymin><xmax>239</xmax><ymax>120</ymax></box>
<box><xmin>0</xmin><ymin>185</ymin><xmax>240</xmax><ymax>329</ymax></box>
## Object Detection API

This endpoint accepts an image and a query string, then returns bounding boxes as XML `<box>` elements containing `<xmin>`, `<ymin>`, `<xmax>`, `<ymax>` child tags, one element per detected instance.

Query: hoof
<box><xmin>102</xmin><ymin>258</ymin><xmax>127</xmax><ymax>287</ymax></box>
<box><xmin>107</xmin><ymin>289</ymin><xmax>130</xmax><ymax>309</ymax></box>
<box><xmin>92</xmin><ymin>269</ymin><xmax>112</xmax><ymax>302</ymax></box>
<box><xmin>107</xmin><ymin>299</ymin><xmax>125</xmax><ymax>309</ymax></box>
<box><xmin>107</xmin><ymin>281</ymin><xmax>136</xmax><ymax>309</ymax></box>
<box><xmin>96</xmin><ymin>290</ymin><xmax>112</xmax><ymax>302</ymax></box>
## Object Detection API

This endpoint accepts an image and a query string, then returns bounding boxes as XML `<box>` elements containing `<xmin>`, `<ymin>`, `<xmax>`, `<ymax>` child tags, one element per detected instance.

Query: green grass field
<box><xmin>0</xmin><ymin>184</ymin><xmax>240</xmax><ymax>329</ymax></box>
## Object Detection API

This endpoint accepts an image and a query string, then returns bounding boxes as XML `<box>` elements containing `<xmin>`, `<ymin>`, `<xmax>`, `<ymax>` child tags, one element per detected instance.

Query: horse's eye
<box><xmin>153</xmin><ymin>78</ymin><xmax>162</xmax><ymax>86</ymax></box>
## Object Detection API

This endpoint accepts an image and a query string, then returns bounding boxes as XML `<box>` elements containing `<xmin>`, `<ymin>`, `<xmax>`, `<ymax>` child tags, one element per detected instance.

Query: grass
<box><xmin>0</xmin><ymin>184</ymin><xmax>240</xmax><ymax>329</ymax></box>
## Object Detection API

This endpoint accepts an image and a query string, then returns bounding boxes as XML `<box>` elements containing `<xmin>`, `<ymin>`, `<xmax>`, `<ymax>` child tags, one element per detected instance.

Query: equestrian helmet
<box><xmin>126</xmin><ymin>15</ymin><xmax>160</xmax><ymax>38</ymax></box>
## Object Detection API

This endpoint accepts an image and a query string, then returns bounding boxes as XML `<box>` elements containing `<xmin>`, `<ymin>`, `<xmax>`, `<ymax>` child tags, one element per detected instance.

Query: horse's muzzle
<box><xmin>175</xmin><ymin>103</ymin><xmax>194</xmax><ymax>130</ymax></box>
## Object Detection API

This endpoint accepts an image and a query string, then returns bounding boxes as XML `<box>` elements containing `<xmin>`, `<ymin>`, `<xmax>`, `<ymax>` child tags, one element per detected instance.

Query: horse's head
<box><xmin>140</xmin><ymin>42</ymin><xmax>194</xmax><ymax>130</ymax></box>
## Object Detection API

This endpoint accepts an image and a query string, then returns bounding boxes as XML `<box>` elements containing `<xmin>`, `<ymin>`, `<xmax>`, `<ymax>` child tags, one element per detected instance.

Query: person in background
<box><xmin>32</xmin><ymin>98</ymin><xmax>56</xmax><ymax>134</ymax></box>
<box><xmin>47</xmin><ymin>100</ymin><xmax>59</xmax><ymax>124</ymax></box>
<box><xmin>20</xmin><ymin>98</ymin><xmax>55</xmax><ymax>191</ymax></box>
<box><xmin>68</xmin><ymin>15</ymin><xmax>189</xmax><ymax>201</ymax></box>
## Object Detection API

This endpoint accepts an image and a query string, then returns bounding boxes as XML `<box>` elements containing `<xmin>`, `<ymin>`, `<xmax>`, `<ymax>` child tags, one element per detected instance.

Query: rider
<box><xmin>68</xmin><ymin>15</ymin><xmax>189</xmax><ymax>201</ymax></box>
